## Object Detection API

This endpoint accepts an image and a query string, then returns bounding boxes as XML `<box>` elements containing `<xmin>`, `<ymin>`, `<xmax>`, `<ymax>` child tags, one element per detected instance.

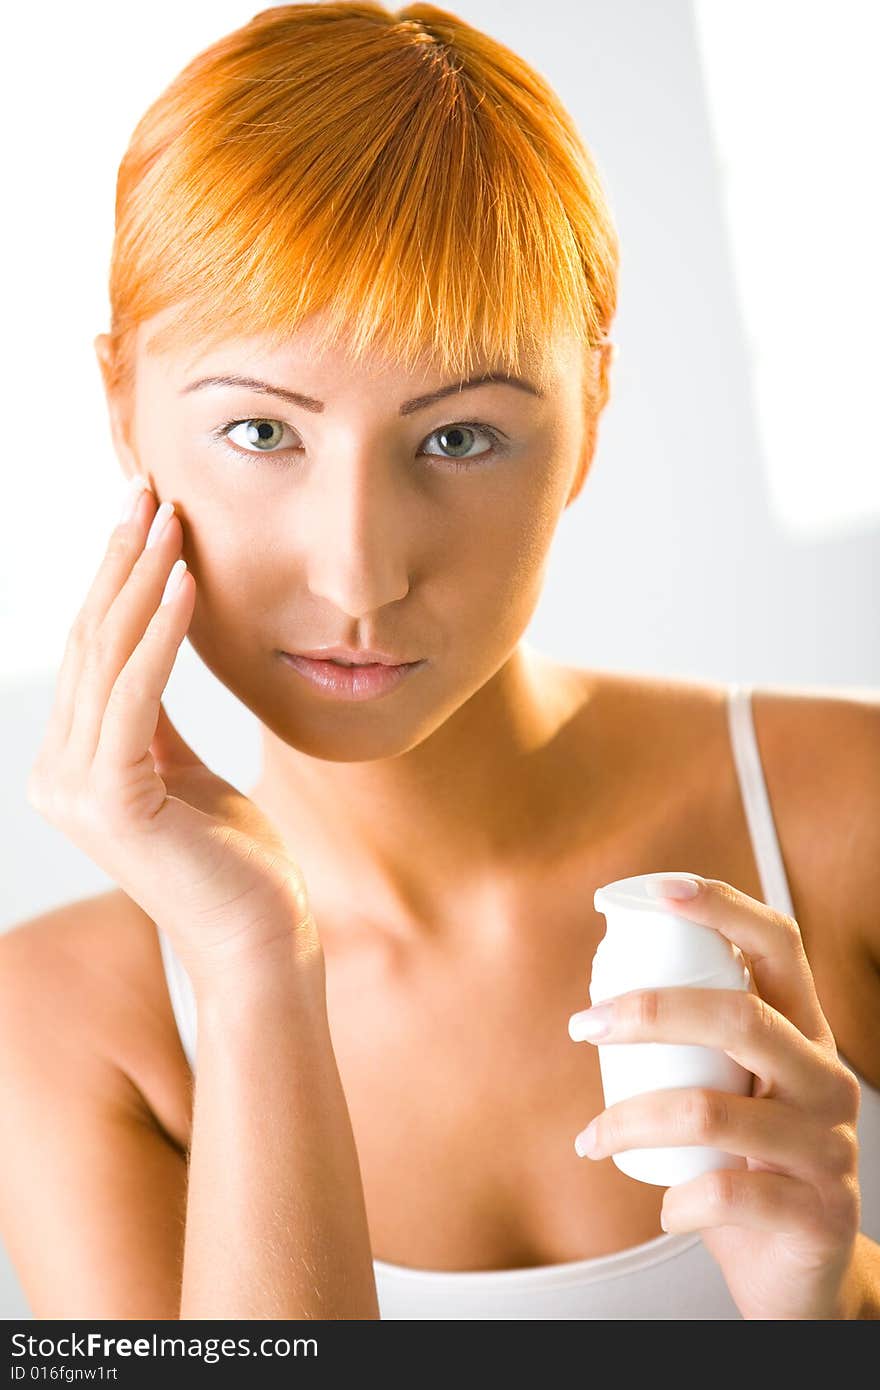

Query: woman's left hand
<box><xmin>568</xmin><ymin>876</ymin><xmax>863</xmax><ymax>1319</ymax></box>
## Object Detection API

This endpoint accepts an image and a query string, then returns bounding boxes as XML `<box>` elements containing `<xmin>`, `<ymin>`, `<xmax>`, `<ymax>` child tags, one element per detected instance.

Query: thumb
<box><xmin>150</xmin><ymin>700</ymin><xmax>202</xmax><ymax>772</ymax></box>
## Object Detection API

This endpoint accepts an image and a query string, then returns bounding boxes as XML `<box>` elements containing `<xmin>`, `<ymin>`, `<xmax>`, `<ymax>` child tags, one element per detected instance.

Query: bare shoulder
<box><xmin>738</xmin><ymin>684</ymin><xmax>880</xmax><ymax>1088</ymax></box>
<box><xmin>0</xmin><ymin>888</ymin><xmax>192</xmax><ymax>1154</ymax></box>
<box><xmin>743</xmin><ymin>684</ymin><xmax>880</xmax><ymax>950</ymax></box>
<box><xmin>530</xmin><ymin>653</ymin><xmax>733</xmax><ymax>769</ymax></box>
<box><xmin>582</xmin><ymin>668</ymin><xmax>880</xmax><ymax>958</ymax></box>
<box><xmin>556</xmin><ymin>661</ymin><xmax>878</xmax><ymax>918</ymax></box>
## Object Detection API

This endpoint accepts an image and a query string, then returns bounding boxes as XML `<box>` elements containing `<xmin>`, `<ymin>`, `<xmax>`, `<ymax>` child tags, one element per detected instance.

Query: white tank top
<box><xmin>156</xmin><ymin>683</ymin><xmax>880</xmax><ymax>1318</ymax></box>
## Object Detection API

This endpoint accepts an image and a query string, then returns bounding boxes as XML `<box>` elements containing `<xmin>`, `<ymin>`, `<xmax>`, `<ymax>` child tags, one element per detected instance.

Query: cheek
<box><xmin>182</xmin><ymin>513</ymin><xmax>255</xmax><ymax>597</ymax></box>
<box><xmin>181</xmin><ymin>511</ymin><xmax>275</xmax><ymax>657</ymax></box>
<box><xmin>439</xmin><ymin>477</ymin><xmax>563</xmax><ymax>630</ymax></box>
<box><xmin>472</xmin><ymin>467</ymin><xmax>563</xmax><ymax>578</ymax></box>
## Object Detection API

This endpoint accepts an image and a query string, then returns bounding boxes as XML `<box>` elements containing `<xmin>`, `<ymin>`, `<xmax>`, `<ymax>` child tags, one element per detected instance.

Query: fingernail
<box><xmin>574</xmin><ymin>1119</ymin><xmax>599</xmax><ymax>1157</ymax></box>
<box><xmin>161</xmin><ymin>559</ymin><xmax>187</xmax><ymax>606</ymax></box>
<box><xmin>645</xmin><ymin>875</ymin><xmax>702</xmax><ymax>900</ymax></box>
<box><xmin>119</xmin><ymin>473</ymin><xmax>150</xmax><ymax>523</ymax></box>
<box><xmin>146</xmin><ymin>500</ymin><xmax>175</xmax><ymax>549</ymax></box>
<box><xmin>568</xmin><ymin>1004</ymin><xmax>613</xmax><ymax>1041</ymax></box>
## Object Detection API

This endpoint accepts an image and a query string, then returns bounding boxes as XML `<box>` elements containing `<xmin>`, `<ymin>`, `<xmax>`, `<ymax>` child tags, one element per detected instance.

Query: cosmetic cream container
<box><xmin>589</xmin><ymin>872</ymin><xmax>754</xmax><ymax>1187</ymax></box>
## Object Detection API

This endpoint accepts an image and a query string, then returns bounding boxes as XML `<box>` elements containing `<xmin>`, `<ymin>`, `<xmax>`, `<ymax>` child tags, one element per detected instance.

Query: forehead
<box><xmin>135</xmin><ymin>303</ymin><xmax>579</xmax><ymax>398</ymax></box>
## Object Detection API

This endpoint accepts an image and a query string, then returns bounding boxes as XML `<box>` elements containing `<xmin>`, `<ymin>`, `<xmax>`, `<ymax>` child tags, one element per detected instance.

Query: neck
<box><xmin>248</xmin><ymin>644</ymin><xmax>590</xmax><ymax>945</ymax></box>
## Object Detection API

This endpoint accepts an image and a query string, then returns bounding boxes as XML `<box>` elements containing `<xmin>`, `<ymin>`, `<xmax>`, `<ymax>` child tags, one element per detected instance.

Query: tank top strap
<box><xmin>726</xmin><ymin>683</ymin><xmax>795</xmax><ymax>918</ymax></box>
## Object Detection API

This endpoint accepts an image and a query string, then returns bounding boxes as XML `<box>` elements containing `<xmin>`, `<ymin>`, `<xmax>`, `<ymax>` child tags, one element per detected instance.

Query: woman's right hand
<box><xmin>26</xmin><ymin>476</ymin><xmax>323</xmax><ymax>1002</ymax></box>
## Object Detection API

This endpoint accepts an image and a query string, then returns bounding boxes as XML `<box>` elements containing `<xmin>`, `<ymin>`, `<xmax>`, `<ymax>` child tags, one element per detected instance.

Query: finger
<box><xmin>44</xmin><ymin>478</ymin><xmax>156</xmax><ymax>750</ymax></box>
<box><xmin>569</xmin><ymin>985</ymin><xmax>832</xmax><ymax>1107</ymax></box>
<box><xmin>67</xmin><ymin>501</ymin><xmax>183</xmax><ymax>765</ymax></box>
<box><xmin>659</xmin><ymin>1166</ymin><xmax>857</xmax><ymax>1249</ymax></box>
<box><xmin>576</xmin><ymin>1088</ymin><xmax>858</xmax><ymax>1190</ymax></box>
<box><xmin>96</xmin><ymin>557</ymin><xmax>195</xmax><ymax>775</ymax></box>
<box><xmin>644</xmin><ymin>875</ymin><xmax>832</xmax><ymax>1046</ymax></box>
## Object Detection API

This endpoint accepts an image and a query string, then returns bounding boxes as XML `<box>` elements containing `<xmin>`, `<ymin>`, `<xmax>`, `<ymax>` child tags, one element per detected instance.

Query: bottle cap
<box><xmin>591</xmin><ymin>872</ymin><xmax>748</xmax><ymax>997</ymax></box>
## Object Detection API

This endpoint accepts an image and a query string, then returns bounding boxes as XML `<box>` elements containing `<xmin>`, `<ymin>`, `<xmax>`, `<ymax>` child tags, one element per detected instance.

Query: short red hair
<box><xmin>105</xmin><ymin>2</ymin><xmax>619</xmax><ymax>411</ymax></box>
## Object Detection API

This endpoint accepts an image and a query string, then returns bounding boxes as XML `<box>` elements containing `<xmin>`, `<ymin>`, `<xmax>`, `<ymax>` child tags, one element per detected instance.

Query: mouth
<box><xmin>278</xmin><ymin>651</ymin><xmax>427</xmax><ymax>702</ymax></box>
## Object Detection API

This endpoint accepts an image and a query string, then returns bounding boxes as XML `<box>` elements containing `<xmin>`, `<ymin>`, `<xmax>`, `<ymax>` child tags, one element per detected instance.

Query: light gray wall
<box><xmin>2</xmin><ymin>0</ymin><xmax>876</xmax><ymax>1319</ymax></box>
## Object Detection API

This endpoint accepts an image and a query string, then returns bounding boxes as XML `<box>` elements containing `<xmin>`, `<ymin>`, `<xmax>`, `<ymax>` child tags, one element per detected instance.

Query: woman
<box><xmin>2</xmin><ymin>2</ymin><xmax>878</xmax><ymax>1320</ymax></box>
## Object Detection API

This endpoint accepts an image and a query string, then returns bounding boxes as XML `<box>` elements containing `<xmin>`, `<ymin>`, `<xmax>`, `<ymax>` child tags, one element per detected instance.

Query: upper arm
<box><xmin>757</xmin><ymin>687</ymin><xmax>880</xmax><ymax>1084</ymax></box>
<box><xmin>0</xmin><ymin>912</ymin><xmax>188</xmax><ymax>1319</ymax></box>
<box><xmin>757</xmin><ymin>686</ymin><xmax>880</xmax><ymax>952</ymax></box>
<box><xmin>810</xmin><ymin>691</ymin><xmax>880</xmax><ymax>973</ymax></box>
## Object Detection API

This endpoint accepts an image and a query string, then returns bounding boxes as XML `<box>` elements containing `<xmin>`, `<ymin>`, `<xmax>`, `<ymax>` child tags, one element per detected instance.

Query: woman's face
<box><xmin>100</xmin><ymin>309</ymin><xmax>594</xmax><ymax>762</ymax></box>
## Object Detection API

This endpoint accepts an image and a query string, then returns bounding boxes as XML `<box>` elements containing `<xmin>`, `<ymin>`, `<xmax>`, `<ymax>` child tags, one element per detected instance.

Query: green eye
<box><xmin>223</xmin><ymin>418</ymin><xmax>294</xmax><ymax>452</ymax></box>
<box><xmin>212</xmin><ymin>416</ymin><xmax>506</xmax><ymax>469</ymax></box>
<box><xmin>422</xmin><ymin>423</ymin><xmax>499</xmax><ymax>463</ymax></box>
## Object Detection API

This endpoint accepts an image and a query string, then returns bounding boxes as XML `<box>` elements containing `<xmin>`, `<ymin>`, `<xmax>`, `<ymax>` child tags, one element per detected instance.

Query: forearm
<box><xmin>179</xmin><ymin>956</ymin><xmax>379</xmax><ymax>1320</ymax></box>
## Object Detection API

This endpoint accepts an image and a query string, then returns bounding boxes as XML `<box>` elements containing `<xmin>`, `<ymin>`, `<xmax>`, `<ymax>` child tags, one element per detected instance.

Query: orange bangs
<box><xmin>105</xmin><ymin>2</ymin><xmax>619</xmax><ymax>401</ymax></box>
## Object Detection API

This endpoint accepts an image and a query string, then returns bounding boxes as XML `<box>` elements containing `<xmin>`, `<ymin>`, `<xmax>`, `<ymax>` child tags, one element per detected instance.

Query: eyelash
<box><xmin>209</xmin><ymin>418</ymin><xmax>507</xmax><ymax>470</ymax></box>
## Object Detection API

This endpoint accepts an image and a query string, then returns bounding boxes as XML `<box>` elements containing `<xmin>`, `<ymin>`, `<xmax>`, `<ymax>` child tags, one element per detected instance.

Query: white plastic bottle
<box><xmin>588</xmin><ymin>872</ymin><xmax>754</xmax><ymax>1187</ymax></box>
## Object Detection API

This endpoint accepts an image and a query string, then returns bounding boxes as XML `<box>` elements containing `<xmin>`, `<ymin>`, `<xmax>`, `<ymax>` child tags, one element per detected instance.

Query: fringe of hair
<box><xmin>106</xmin><ymin>2</ymin><xmax>619</xmax><ymax>407</ymax></box>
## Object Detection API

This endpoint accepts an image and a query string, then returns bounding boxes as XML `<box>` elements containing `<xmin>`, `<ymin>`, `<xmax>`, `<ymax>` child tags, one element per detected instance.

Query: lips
<box><xmin>279</xmin><ymin>651</ymin><xmax>426</xmax><ymax>702</ymax></box>
<box><xmin>293</xmin><ymin>646</ymin><xmax>420</xmax><ymax>666</ymax></box>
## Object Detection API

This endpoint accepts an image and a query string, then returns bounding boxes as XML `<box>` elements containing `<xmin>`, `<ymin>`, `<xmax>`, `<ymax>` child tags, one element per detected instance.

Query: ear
<box><xmin>564</xmin><ymin>340</ymin><xmax>616</xmax><ymax>509</ymax></box>
<box><xmin>94</xmin><ymin>332</ymin><xmax>141</xmax><ymax>483</ymax></box>
<box><xmin>595</xmin><ymin>338</ymin><xmax>616</xmax><ymax>413</ymax></box>
<box><xmin>565</xmin><ymin>421</ymin><xmax>596</xmax><ymax>509</ymax></box>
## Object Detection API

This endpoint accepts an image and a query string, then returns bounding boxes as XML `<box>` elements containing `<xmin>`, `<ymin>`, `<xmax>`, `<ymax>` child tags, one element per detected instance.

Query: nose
<box><xmin>303</xmin><ymin>449</ymin><xmax>411</xmax><ymax>618</ymax></box>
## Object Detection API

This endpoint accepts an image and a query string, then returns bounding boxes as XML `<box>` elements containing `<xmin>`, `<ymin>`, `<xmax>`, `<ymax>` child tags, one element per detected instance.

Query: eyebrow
<box><xmin>178</xmin><ymin>371</ymin><xmax>544</xmax><ymax>414</ymax></box>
